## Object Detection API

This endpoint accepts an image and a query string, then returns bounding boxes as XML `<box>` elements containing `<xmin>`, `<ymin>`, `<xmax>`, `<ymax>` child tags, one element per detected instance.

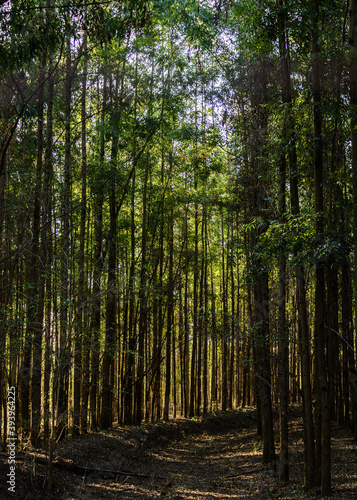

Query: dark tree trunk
<box><xmin>74</xmin><ymin>34</ymin><xmax>87</xmax><ymax>436</ymax></box>
<box><xmin>311</xmin><ymin>1</ymin><xmax>331</xmax><ymax>493</ymax></box>
<box><xmin>124</xmin><ymin>170</ymin><xmax>136</xmax><ymax>424</ymax></box>
<box><xmin>277</xmin><ymin>0</ymin><xmax>289</xmax><ymax>481</ymax></box>
<box><xmin>30</xmin><ymin>55</ymin><xmax>46</xmax><ymax>448</ymax></box>
<box><xmin>57</xmin><ymin>39</ymin><xmax>73</xmax><ymax>440</ymax></box>
<box><xmin>43</xmin><ymin>59</ymin><xmax>53</xmax><ymax>438</ymax></box>
<box><xmin>349</xmin><ymin>0</ymin><xmax>357</xmax><ymax>443</ymax></box>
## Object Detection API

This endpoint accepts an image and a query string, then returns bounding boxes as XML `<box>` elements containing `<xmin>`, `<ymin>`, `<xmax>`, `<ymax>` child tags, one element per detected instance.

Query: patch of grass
<box><xmin>252</xmin><ymin>440</ymin><xmax>263</xmax><ymax>452</ymax></box>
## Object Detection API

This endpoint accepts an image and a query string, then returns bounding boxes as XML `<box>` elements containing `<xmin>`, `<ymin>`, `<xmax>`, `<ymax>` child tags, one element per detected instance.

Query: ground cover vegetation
<box><xmin>0</xmin><ymin>0</ymin><xmax>357</xmax><ymax>496</ymax></box>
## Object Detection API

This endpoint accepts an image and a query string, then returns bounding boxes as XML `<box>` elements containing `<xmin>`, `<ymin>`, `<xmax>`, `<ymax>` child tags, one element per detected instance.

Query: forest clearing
<box><xmin>2</xmin><ymin>0</ymin><xmax>357</xmax><ymax>497</ymax></box>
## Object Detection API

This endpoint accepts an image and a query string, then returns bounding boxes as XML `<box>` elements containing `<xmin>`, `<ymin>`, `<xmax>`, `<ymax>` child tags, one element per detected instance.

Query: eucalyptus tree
<box><xmin>350</xmin><ymin>0</ymin><xmax>357</xmax><ymax>441</ymax></box>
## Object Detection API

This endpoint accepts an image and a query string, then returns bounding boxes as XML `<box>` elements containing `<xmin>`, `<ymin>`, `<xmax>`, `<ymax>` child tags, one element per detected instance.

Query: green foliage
<box><xmin>255</xmin><ymin>212</ymin><xmax>351</xmax><ymax>268</ymax></box>
<box><xmin>0</xmin><ymin>1</ymin><xmax>64</xmax><ymax>71</ymax></box>
<box><xmin>154</xmin><ymin>0</ymin><xmax>216</xmax><ymax>47</ymax></box>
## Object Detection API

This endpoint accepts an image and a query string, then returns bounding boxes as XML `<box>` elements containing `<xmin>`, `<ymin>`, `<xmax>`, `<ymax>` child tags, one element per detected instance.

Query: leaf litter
<box><xmin>0</xmin><ymin>406</ymin><xmax>356</xmax><ymax>499</ymax></box>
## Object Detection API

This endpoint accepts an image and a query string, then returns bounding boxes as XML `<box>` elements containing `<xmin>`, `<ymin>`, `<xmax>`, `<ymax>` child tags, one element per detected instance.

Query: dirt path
<box><xmin>132</xmin><ymin>425</ymin><xmax>271</xmax><ymax>499</ymax></box>
<box><xmin>60</xmin><ymin>410</ymin><xmax>277</xmax><ymax>500</ymax></box>
<box><xmin>1</xmin><ymin>408</ymin><xmax>356</xmax><ymax>499</ymax></box>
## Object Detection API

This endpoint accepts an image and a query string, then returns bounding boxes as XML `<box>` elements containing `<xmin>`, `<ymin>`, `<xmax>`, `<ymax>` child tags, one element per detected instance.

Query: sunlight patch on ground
<box><xmin>88</xmin><ymin>481</ymin><xmax>163</xmax><ymax>497</ymax></box>
<box><xmin>173</xmin><ymin>486</ymin><xmax>254</xmax><ymax>498</ymax></box>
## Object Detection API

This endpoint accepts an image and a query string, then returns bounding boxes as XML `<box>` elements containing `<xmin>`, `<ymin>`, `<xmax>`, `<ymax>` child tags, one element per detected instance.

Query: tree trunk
<box><xmin>57</xmin><ymin>39</ymin><xmax>73</xmax><ymax>440</ymax></box>
<box><xmin>164</xmin><ymin>207</ymin><xmax>174</xmax><ymax>421</ymax></box>
<box><xmin>349</xmin><ymin>0</ymin><xmax>357</xmax><ymax>443</ymax></box>
<box><xmin>276</xmin><ymin>5</ymin><xmax>317</xmax><ymax>485</ymax></box>
<box><xmin>277</xmin><ymin>1</ymin><xmax>289</xmax><ymax>481</ymax></box>
<box><xmin>311</xmin><ymin>0</ymin><xmax>331</xmax><ymax>493</ymax></box>
<box><xmin>189</xmin><ymin>177</ymin><xmax>199</xmax><ymax>417</ymax></box>
<box><xmin>124</xmin><ymin>170</ymin><xmax>136</xmax><ymax>424</ymax></box>
<box><xmin>90</xmin><ymin>75</ymin><xmax>106</xmax><ymax>430</ymax></box>
<box><xmin>74</xmin><ymin>34</ymin><xmax>87</xmax><ymax>436</ymax></box>
<box><xmin>221</xmin><ymin>212</ymin><xmax>228</xmax><ymax>412</ymax></box>
<box><xmin>30</xmin><ymin>54</ymin><xmax>46</xmax><ymax>448</ymax></box>
<box><xmin>136</xmin><ymin>163</ymin><xmax>149</xmax><ymax>423</ymax></box>
<box><xmin>42</xmin><ymin>42</ymin><xmax>54</xmax><ymax>441</ymax></box>
<box><xmin>101</xmin><ymin>67</ymin><xmax>123</xmax><ymax>429</ymax></box>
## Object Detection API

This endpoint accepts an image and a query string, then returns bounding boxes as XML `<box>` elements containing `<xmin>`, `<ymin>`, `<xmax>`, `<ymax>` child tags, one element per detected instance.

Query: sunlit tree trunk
<box><xmin>40</xmin><ymin>50</ymin><xmax>54</xmax><ymax>444</ymax></box>
<box><xmin>183</xmin><ymin>202</ymin><xmax>190</xmax><ymax>417</ymax></box>
<box><xmin>203</xmin><ymin>212</ymin><xmax>209</xmax><ymax>414</ymax></box>
<box><xmin>210</xmin><ymin>257</ymin><xmax>218</xmax><ymax>411</ymax></box>
<box><xmin>89</xmin><ymin>75</ymin><xmax>106</xmax><ymax>430</ymax></box>
<box><xmin>229</xmin><ymin>220</ymin><xmax>235</xmax><ymax>410</ymax></box>
<box><xmin>189</xmin><ymin>174</ymin><xmax>199</xmax><ymax>417</ymax></box>
<box><xmin>74</xmin><ymin>33</ymin><xmax>87</xmax><ymax>436</ymax></box>
<box><xmin>221</xmin><ymin>211</ymin><xmax>228</xmax><ymax>412</ymax></box>
<box><xmin>56</xmin><ymin>38</ymin><xmax>73</xmax><ymax>440</ymax></box>
<box><xmin>164</xmin><ymin>207</ymin><xmax>174</xmax><ymax>420</ymax></box>
<box><xmin>136</xmin><ymin>162</ymin><xmax>149</xmax><ymax>423</ymax></box>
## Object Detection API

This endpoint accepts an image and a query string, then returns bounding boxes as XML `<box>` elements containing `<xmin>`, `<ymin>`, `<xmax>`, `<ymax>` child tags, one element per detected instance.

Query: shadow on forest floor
<box><xmin>0</xmin><ymin>406</ymin><xmax>356</xmax><ymax>499</ymax></box>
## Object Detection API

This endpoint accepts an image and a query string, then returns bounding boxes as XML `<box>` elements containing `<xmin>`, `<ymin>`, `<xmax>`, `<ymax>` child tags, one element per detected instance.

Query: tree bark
<box><xmin>74</xmin><ymin>33</ymin><xmax>87</xmax><ymax>436</ymax></box>
<box><xmin>277</xmin><ymin>0</ymin><xmax>289</xmax><ymax>481</ymax></box>
<box><xmin>89</xmin><ymin>75</ymin><xmax>106</xmax><ymax>430</ymax></box>
<box><xmin>30</xmin><ymin>54</ymin><xmax>46</xmax><ymax>448</ymax></box>
<box><xmin>311</xmin><ymin>0</ymin><xmax>331</xmax><ymax>493</ymax></box>
<box><xmin>349</xmin><ymin>0</ymin><xmax>357</xmax><ymax>444</ymax></box>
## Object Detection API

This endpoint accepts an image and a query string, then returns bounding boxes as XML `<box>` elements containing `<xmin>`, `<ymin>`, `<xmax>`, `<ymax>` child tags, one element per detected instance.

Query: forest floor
<box><xmin>0</xmin><ymin>406</ymin><xmax>356</xmax><ymax>499</ymax></box>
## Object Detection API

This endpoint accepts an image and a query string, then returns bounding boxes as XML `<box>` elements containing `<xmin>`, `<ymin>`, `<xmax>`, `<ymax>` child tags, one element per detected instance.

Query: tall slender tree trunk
<box><xmin>183</xmin><ymin>258</ymin><xmax>190</xmax><ymax>415</ymax></box>
<box><xmin>311</xmin><ymin>1</ymin><xmax>331</xmax><ymax>493</ymax></box>
<box><xmin>101</xmin><ymin>67</ymin><xmax>123</xmax><ymax>429</ymax></box>
<box><xmin>210</xmin><ymin>257</ymin><xmax>218</xmax><ymax>411</ymax></box>
<box><xmin>0</xmin><ymin>165</ymin><xmax>5</xmax><ymax>448</ymax></box>
<box><xmin>221</xmin><ymin>212</ymin><xmax>228</xmax><ymax>412</ymax></box>
<box><xmin>43</xmin><ymin>56</ymin><xmax>54</xmax><ymax>442</ymax></box>
<box><xmin>30</xmin><ymin>54</ymin><xmax>46</xmax><ymax>447</ymax></box>
<box><xmin>349</xmin><ymin>0</ymin><xmax>357</xmax><ymax>443</ymax></box>
<box><xmin>249</xmin><ymin>60</ymin><xmax>275</xmax><ymax>465</ymax></box>
<box><xmin>229</xmin><ymin>220</ymin><xmax>235</xmax><ymax>410</ymax></box>
<box><xmin>278</xmin><ymin>1</ymin><xmax>289</xmax><ymax>481</ymax></box>
<box><xmin>183</xmin><ymin>203</ymin><xmax>190</xmax><ymax>417</ymax></box>
<box><xmin>57</xmin><ymin>39</ymin><xmax>73</xmax><ymax>440</ymax></box>
<box><xmin>74</xmin><ymin>34</ymin><xmax>87</xmax><ymax>436</ymax></box>
<box><xmin>277</xmin><ymin>128</ymin><xmax>288</xmax><ymax>483</ymax></box>
<box><xmin>0</xmin><ymin>75</ymin><xmax>9</xmax><ymax>445</ymax></box>
<box><xmin>90</xmin><ymin>75</ymin><xmax>106</xmax><ymax>430</ymax></box>
<box><xmin>203</xmin><ymin>213</ymin><xmax>209</xmax><ymax>414</ymax></box>
<box><xmin>101</xmin><ymin>184</ymin><xmax>117</xmax><ymax>429</ymax></box>
<box><xmin>124</xmin><ymin>170</ymin><xmax>136</xmax><ymax>424</ymax></box>
<box><xmin>197</xmin><ymin>211</ymin><xmax>205</xmax><ymax>415</ymax></box>
<box><xmin>190</xmin><ymin>175</ymin><xmax>199</xmax><ymax>417</ymax></box>
<box><xmin>136</xmin><ymin>162</ymin><xmax>149</xmax><ymax>423</ymax></box>
<box><xmin>164</xmin><ymin>207</ymin><xmax>174</xmax><ymax>420</ymax></box>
